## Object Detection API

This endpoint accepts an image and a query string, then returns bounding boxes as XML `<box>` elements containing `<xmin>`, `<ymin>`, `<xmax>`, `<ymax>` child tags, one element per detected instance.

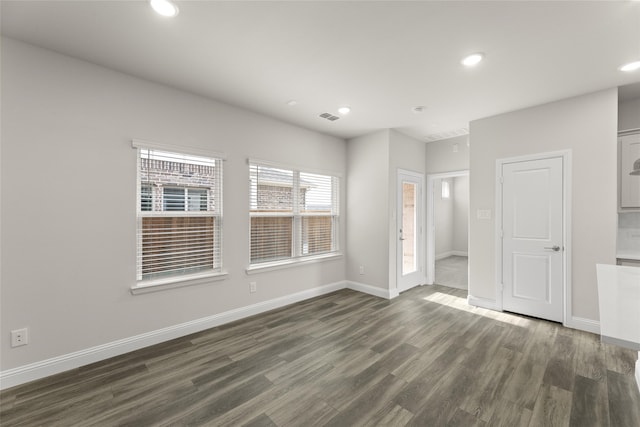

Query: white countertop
<box><xmin>596</xmin><ymin>264</ymin><xmax>640</xmax><ymax>350</ymax></box>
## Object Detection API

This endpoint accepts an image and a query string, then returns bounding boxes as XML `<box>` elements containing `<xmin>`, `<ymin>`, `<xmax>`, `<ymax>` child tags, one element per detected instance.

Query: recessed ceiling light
<box><xmin>150</xmin><ymin>0</ymin><xmax>179</xmax><ymax>17</ymax></box>
<box><xmin>619</xmin><ymin>60</ymin><xmax>640</xmax><ymax>72</ymax></box>
<box><xmin>461</xmin><ymin>53</ymin><xmax>484</xmax><ymax>67</ymax></box>
<box><xmin>338</xmin><ymin>106</ymin><xmax>351</xmax><ymax>115</ymax></box>
<box><xmin>412</xmin><ymin>106</ymin><xmax>426</xmax><ymax>113</ymax></box>
<box><xmin>286</xmin><ymin>100</ymin><xmax>298</xmax><ymax>106</ymax></box>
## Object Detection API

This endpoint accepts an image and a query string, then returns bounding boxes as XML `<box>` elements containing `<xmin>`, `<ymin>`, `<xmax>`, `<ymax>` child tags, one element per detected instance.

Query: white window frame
<box><xmin>131</xmin><ymin>139</ymin><xmax>227</xmax><ymax>294</ymax></box>
<box><xmin>247</xmin><ymin>160</ymin><xmax>341</xmax><ymax>273</ymax></box>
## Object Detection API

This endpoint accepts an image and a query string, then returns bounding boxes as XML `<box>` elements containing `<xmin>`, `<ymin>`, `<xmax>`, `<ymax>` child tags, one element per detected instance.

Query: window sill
<box><xmin>246</xmin><ymin>253</ymin><xmax>343</xmax><ymax>275</ymax></box>
<box><xmin>131</xmin><ymin>271</ymin><xmax>228</xmax><ymax>295</ymax></box>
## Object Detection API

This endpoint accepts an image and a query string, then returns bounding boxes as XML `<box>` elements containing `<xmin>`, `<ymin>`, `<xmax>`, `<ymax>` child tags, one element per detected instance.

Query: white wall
<box><xmin>618</xmin><ymin>97</ymin><xmax>640</xmax><ymax>131</ymax></box>
<box><xmin>1</xmin><ymin>38</ymin><xmax>347</xmax><ymax>371</ymax></box>
<box><xmin>452</xmin><ymin>176</ymin><xmax>469</xmax><ymax>254</ymax></box>
<box><xmin>469</xmin><ymin>88</ymin><xmax>618</xmax><ymax>324</ymax></box>
<box><xmin>425</xmin><ymin>135</ymin><xmax>469</xmax><ymax>174</ymax></box>
<box><xmin>433</xmin><ymin>176</ymin><xmax>468</xmax><ymax>259</ymax></box>
<box><xmin>434</xmin><ymin>178</ymin><xmax>454</xmax><ymax>258</ymax></box>
<box><xmin>346</xmin><ymin>130</ymin><xmax>390</xmax><ymax>290</ymax></box>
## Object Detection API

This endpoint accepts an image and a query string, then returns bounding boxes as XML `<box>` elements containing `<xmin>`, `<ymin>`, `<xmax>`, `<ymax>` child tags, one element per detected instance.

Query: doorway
<box><xmin>426</xmin><ymin>170</ymin><xmax>469</xmax><ymax>289</ymax></box>
<box><xmin>397</xmin><ymin>170</ymin><xmax>424</xmax><ymax>293</ymax></box>
<box><xmin>496</xmin><ymin>151</ymin><xmax>570</xmax><ymax>323</ymax></box>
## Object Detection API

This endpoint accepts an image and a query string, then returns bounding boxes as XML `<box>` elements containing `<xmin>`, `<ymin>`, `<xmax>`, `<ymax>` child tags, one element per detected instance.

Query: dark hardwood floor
<box><xmin>1</xmin><ymin>285</ymin><xmax>639</xmax><ymax>426</ymax></box>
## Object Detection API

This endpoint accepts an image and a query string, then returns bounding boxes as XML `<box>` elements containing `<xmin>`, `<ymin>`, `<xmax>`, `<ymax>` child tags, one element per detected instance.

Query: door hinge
<box><xmin>499</xmin><ymin>176</ymin><xmax>504</xmax><ymax>184</ymax></box>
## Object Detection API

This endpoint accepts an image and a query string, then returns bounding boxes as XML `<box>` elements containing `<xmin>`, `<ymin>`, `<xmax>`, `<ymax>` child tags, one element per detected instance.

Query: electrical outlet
<box><xmin>11</xmin><ymin>328</ymin><xmax>28</xmax><ymax>347</ymax></box>
<box><xmin>249</xmin><ymin>282</ymin><xmax>257</xmax><ymax>293</ymax></box>
<box><xmin>359</xmin><ymin>266</ymin><xmax>365</xmax><ymax>275</ymax></box>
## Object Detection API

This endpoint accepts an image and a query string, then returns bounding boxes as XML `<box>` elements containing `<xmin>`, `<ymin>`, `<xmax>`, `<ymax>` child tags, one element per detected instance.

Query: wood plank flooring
<box><xmin>1</xmin><ymin>285</ymin><xmax>639</xmax><ymax>426</ymax></box>
<box><xmin>435</xmin><ymin>256</ymin><xmax>468</xmax><ymax>290</ymax></box>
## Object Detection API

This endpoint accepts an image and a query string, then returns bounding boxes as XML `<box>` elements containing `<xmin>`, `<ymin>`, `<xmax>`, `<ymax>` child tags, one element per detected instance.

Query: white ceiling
<box><xmin>2</xmin><ymin>1</ymin><xmax>640</xmax><ymax>141</ymax></box>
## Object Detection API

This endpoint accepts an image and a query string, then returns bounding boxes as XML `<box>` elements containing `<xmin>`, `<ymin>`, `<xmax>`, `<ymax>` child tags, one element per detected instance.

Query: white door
<box><xmin>397</xmin><ymin>171</ymin><xmax>424</xmax><ymax>292</ymax></box>
<box><xmin>501</xmin><ymin>157</ymin><xmax>564</xmax><ymax>322</ymax></box>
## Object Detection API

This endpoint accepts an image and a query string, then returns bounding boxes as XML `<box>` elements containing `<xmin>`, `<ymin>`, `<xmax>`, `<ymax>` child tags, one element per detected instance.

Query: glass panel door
<box><xmin>397</xmin><ymin>171</ymin><xmax>423</xmax><ymax>293</ymax></box>
<box><xmin>402</xmin><ymin>182</ymin><xmax>417</xmax><ymax>275</ymax></box>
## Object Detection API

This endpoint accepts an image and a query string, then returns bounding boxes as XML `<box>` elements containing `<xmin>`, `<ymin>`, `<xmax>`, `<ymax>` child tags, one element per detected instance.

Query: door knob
<box><xmin>544</xmin><ymin>246</ymin><xmax>561</xmax><ymax>252</ymax></box>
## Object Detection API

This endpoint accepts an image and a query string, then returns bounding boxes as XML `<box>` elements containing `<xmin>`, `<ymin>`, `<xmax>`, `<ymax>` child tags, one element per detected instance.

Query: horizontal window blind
<box><xmin>250</xmin><ymin>162</ymin><xmax>339</xmax><ymax>265</ymax></box>
<box><xmin>137</xmin><ymin>148</ymin><xmax>223</xmax><ymax>281</ymax></box>
<box><xmin>299</xmin><ymin>172</ymin><xmax>338</xmax><ymax>256</ymax></box>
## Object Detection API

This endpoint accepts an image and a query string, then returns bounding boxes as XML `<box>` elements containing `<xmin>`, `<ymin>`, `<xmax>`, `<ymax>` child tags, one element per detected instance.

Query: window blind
<box><xmin>299</xmin><ymin>172</ymin><xmax>337</xmax><ymax>256</ymax></box>
<box><xmin>249</xmin><ymin>162</ymin><xmax>339</xmax><ymax>265</ymax></box>
<box><xmin>137</xmin><ymin>148</ymin><xmax>223</xmax><ymax>281</ymax></box>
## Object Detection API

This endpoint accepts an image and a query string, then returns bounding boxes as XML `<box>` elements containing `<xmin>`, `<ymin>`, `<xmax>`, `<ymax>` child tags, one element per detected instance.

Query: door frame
<box><xmin>495</xmin><ymin>150</ymin><xmax>572</xmax><ymax>326</ymax></box>
<box><xmin>426</xmin><ymin>170</ymin><xmax>469</xmax><ymax>285</ymax></box>
<box><xmin>396</xmin><ymin>169</ymin><xmax>425</xmax><ymax>293</ymax></box>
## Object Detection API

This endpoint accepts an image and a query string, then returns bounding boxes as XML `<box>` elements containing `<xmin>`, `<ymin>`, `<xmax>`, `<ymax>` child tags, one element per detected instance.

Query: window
<box><xmin>249</xmin><ymin>162</ymin><xmax>339</xmax><ymax>266</ymax></box>
<box><xmin>136</xmin><ymin>147</ymin><xmax>223</xmax><ymax>283</ymax></box>
<box><xmin>441</xmin><ymin>179</ymin><xmax>450</xmax><ymax>199</ymax></box>
<box><xmin>162</xmin><ymin>187</ymin><xmax>208</xmax><ymax>211</ymax></box>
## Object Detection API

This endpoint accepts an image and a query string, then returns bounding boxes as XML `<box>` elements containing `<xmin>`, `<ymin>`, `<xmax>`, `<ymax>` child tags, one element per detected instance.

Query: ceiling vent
<box><xmin>424</xmin><ymin>127</ymin><xmax>469</xmax><ymax>142</ymax></box>
<box><xmin>319</xmin><ymin>113</ymin><xmax>340</xmax><ymax>121</ymax></box>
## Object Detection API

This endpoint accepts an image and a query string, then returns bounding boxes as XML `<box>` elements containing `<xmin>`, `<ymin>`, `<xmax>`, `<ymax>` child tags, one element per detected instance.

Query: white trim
<box><xmin>635</xmin><ymin>352</ymin><xmax>640</xmax><ymax>394</ymax></box>
<box><xmin>494</xmin><ymin>150</ymin><xmax>572</xmax><ymax>326</ymax></box>
<box><xmin>246</xmin><ymin>253</ymin><xmax>343</xmax><ymax>275</ymax></box>
<box><xmin>131</xmin><ymin>271</ymin><xmax>229</xmax><ymax>295</ymax></box>
<box><xmin>564</xmin><ymin>316</ymin><xmax>600</xmax><ymax>335</ymax></box>
<box><xmin>426</xmin><ymin>170</ymin><xmax>469</xmax><ymax>285</ymax></box>
<box><xmin>434</xmin><ymin>250</ymin><xmax>468</xmax><ymax>261</ymax></box>
<box><xmin>601</xmin><ymin>336</ymin><xmax>639</xmax><ymax>351</ymax></box>
<box><xmin>132</xmin><ymin>138</ymin><xmax>227</xmax><ymax>160</ymax></box>
<box><xmin>0</xmin><ymin>281</ymin><xmax>346</xmax><ymax>390</ymax></box>
<box><xmin>494</xmin><ymin>160</ymin><xmax>503</xmax><ymax>310</ymax></box>
<box><xmin>435</xmin><ymin>251</ymin><xmax>453</xmax><ymax>261</ymax></box>
<box><xmin>346</xmin><ymin>281</ymin><xmax>398</xmax><ymax>300</ymax></box>
<box><xmin>467</xmin><ymin>294</ymin><xmax>499</xmax><ymax>310</ymax></box>
<box><xmin>564</xmin><ymin>152</ymin><xmax>573</xmax><ymax>329</ymax></box>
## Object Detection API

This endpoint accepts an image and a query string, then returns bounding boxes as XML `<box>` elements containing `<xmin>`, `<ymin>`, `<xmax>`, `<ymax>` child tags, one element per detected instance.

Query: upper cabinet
<box><xmin>620</xmin><ymin>133</ymin><xmax>640</xmax><ymax>210</ymax></box>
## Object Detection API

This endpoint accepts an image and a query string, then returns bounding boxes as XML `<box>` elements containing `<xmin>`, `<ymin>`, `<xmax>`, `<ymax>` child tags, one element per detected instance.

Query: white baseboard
<box><xmin>346</xmin><ymin>281</ymin><xmax>397</xmax><ymax>300</ymax></box>
<box><xmin>564</xmin><ymin>316</ymin><xmax>600</xmax><ymax>335</ymax></box>
<box><xmin>435</xmin><ymin>251</ymin><xmax>468</xmax><ymax>260</ymax></box>
<box><xmin>467</xmin><ymin>294</ymin><xmax>499</xmax><ymax>310</ymax></box>
<box><xmin>0</xmin><ymin>281</ymin><xmax>346</xmax><ymax>390</ymax></box>
<box><xmin>435</xmin><ymin>251</ymin><xmax>453</xmax><ymax>260</ymax></box>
